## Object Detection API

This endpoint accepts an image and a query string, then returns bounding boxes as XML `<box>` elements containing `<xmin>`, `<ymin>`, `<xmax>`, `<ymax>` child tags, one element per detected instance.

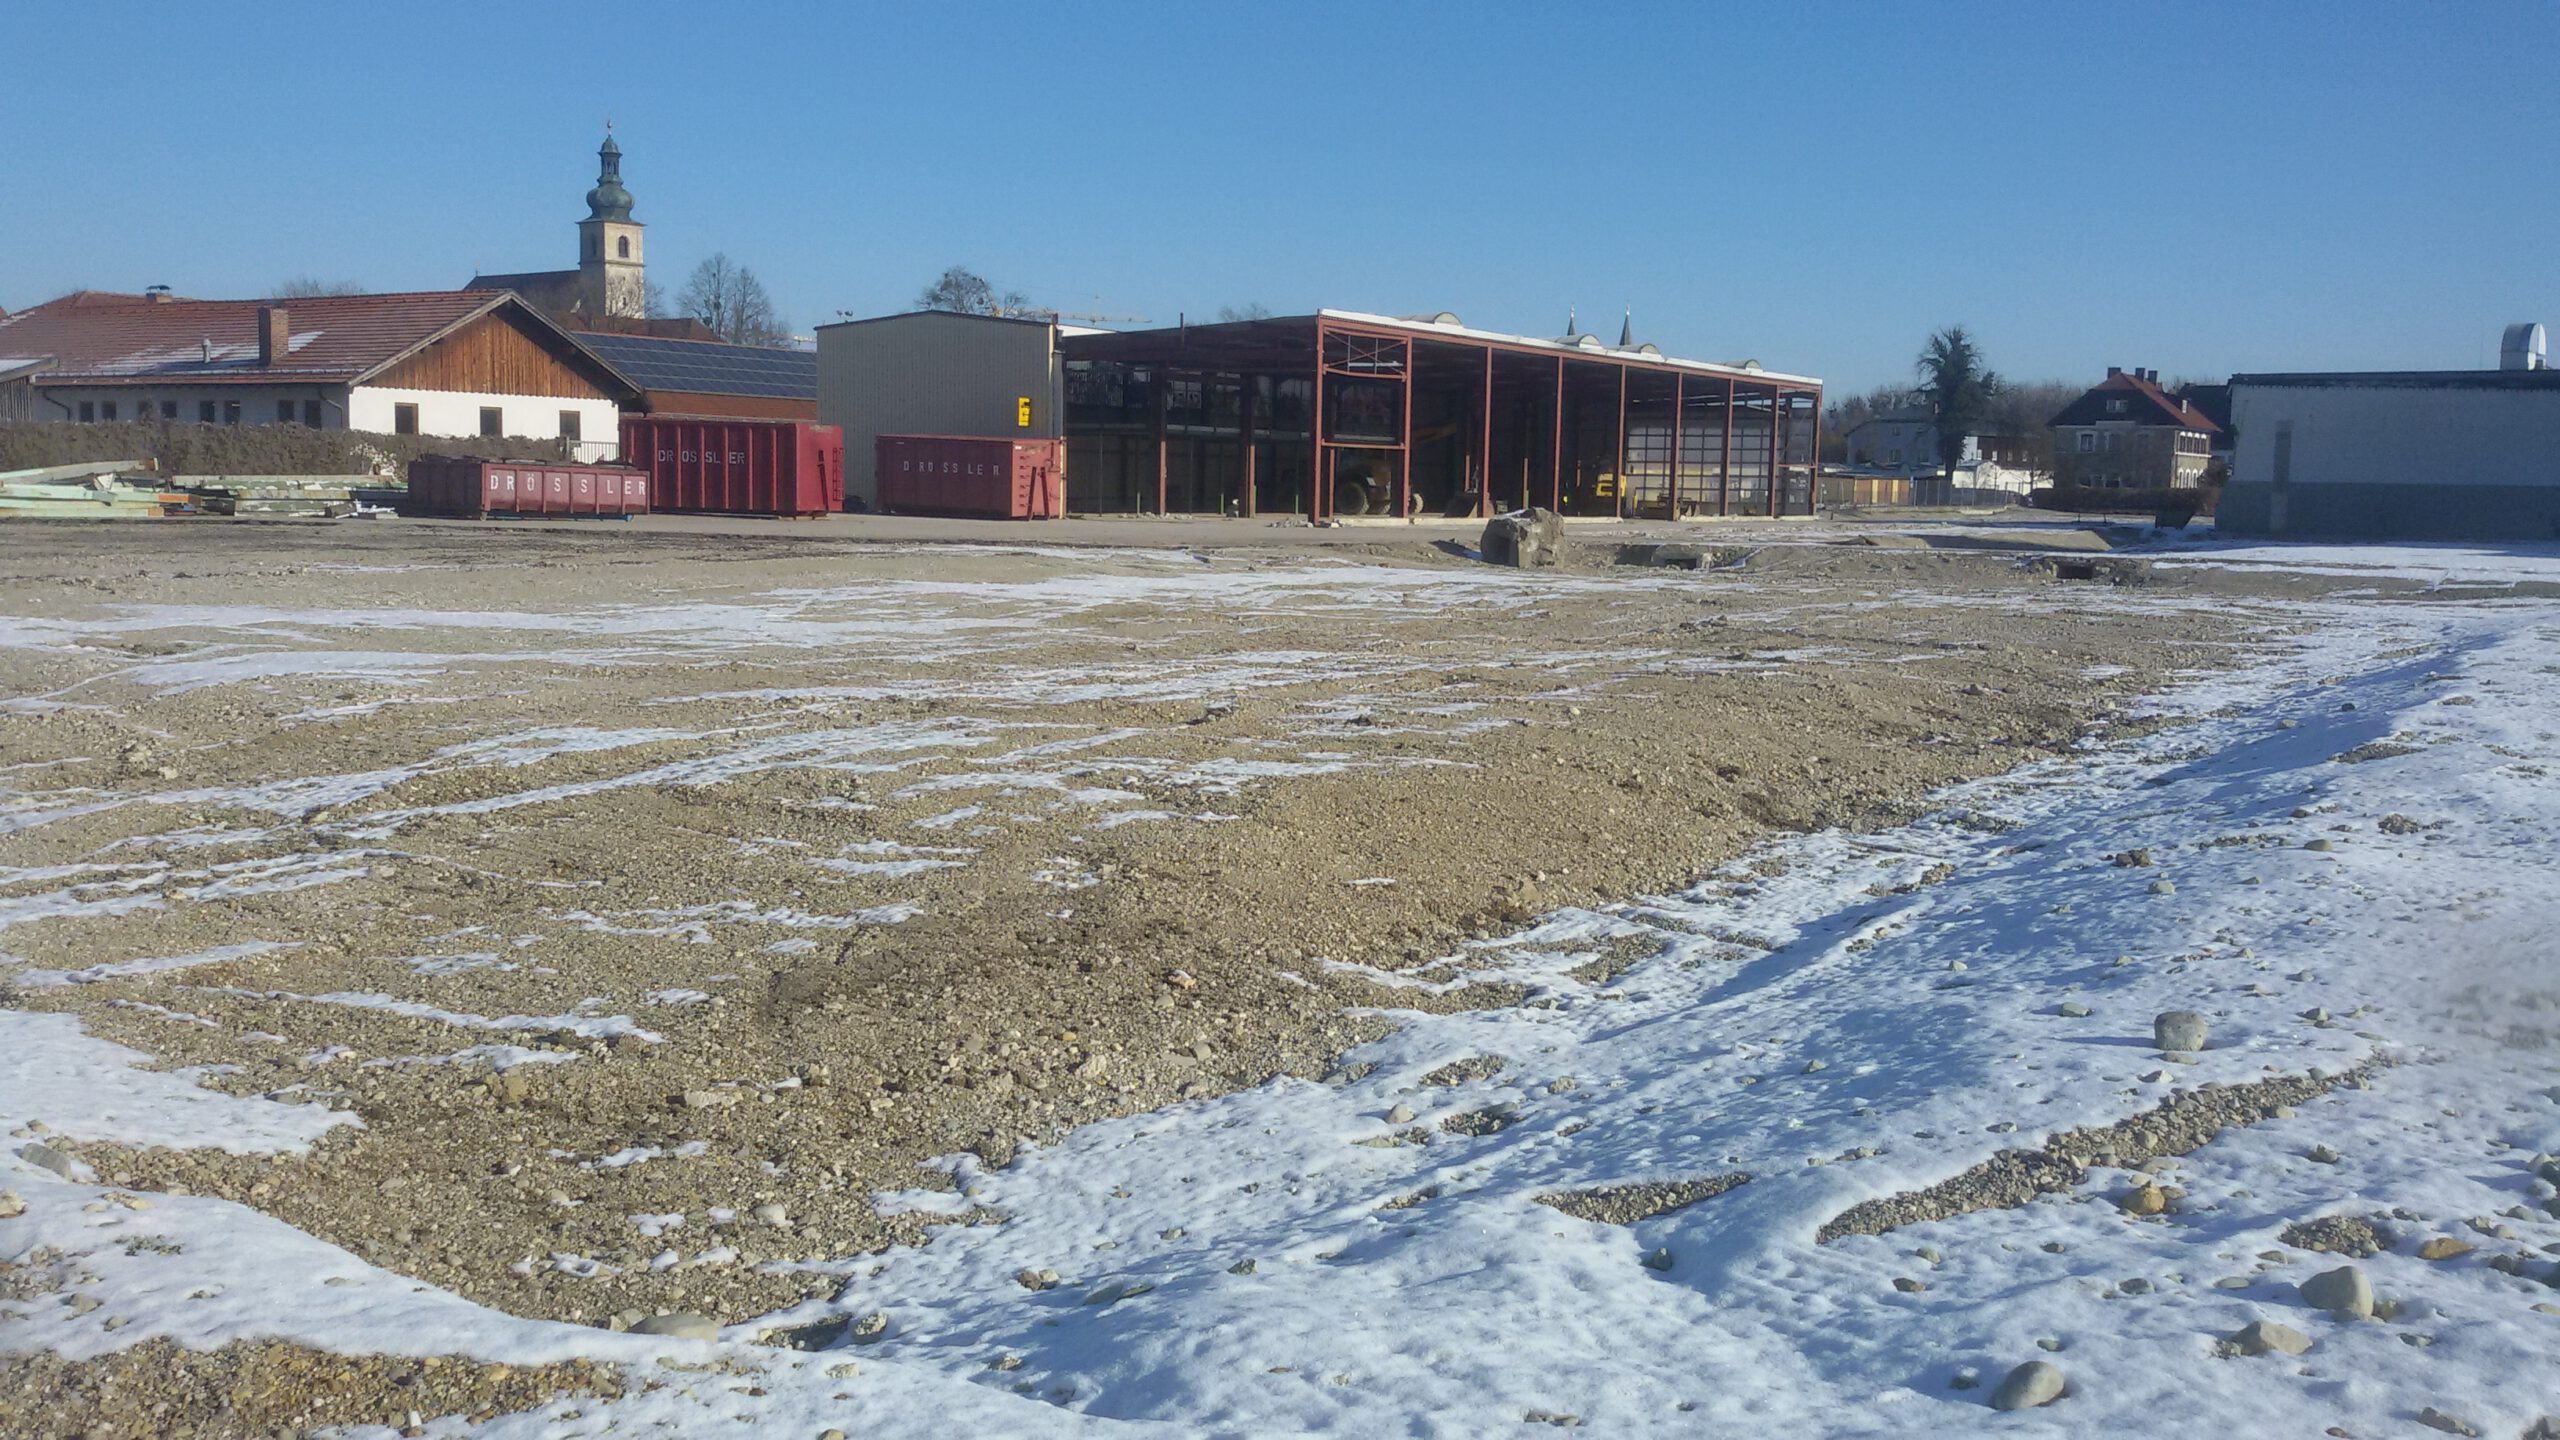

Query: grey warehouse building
<box><xmin>816</xmin><ymin>311</ymin><xmax>1082</xmax><ymax>510</ymax></box>
<box><xmin>2220</xmin><ymin>324</ymin><xmax>2560</xmax><ymax>542</ymax></box>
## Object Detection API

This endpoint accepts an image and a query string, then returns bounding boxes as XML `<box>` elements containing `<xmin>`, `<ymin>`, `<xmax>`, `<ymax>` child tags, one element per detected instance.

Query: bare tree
<box><xmin>1983</xmin><ymin>379</ymin><xmax>2085</xmax><ymax>475</ymax></box>
<box><xmin>917</xmin><ymin>266</ymin><xmax>1031</xmax><ymax>317</ymax></box>
<box><xmin>1216</xmin><ymin>302</ymin><xmax>1273</xmax><ymax>323</ymax></box>
<box><xmin>678</xmin><ymin>254</ymin><xmax>790</xmax><ymax>346</ymax></box>
<box><xmin>1821</xmin><ymin>383</ymin><xmax>1920</xmax><ymax>462</ymax></box>
<box><xmin>273</xmin><ymin>277</ymin><xmax>366</xmax><ymax>298</ymax></box>
<box><xmin>642</xmin><ymin>278</ymin><xmax>667</xmax><ymax>320</ymax></box>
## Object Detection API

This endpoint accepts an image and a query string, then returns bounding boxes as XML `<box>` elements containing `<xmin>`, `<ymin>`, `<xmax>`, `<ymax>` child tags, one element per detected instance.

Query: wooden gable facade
<box><xmin>368</xmin><ymin>307</ymin><xmax>624</xmax><ymax>400</ymax></box>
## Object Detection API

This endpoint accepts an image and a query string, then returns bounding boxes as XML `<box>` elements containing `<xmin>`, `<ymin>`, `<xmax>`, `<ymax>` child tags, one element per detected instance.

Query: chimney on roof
<box><xmin>2106</xmin><ymin>366</ymin><xmax>2122</xmax><ymax>378</ymax></box>
<box><xmin>258</xmin><ymin>306</ymin><xmax>288</xmax><ymax>367</ymax></box>
<box><xmin>145</xmin><ymin>284</ymin><xmax>173</xmax><ymax>303</ymax></box>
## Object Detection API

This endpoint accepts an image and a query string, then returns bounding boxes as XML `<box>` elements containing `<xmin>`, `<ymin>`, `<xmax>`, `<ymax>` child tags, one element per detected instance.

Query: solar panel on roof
<box><xmin>580</xmin><ymin>334</ymin><xmax>816</xmax><ymax>400</ymax></box>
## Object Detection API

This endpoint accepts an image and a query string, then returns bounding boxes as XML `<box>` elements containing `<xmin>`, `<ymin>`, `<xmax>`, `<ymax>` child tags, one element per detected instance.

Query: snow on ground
<box><xmin>0</xmin><ymin>1010</ymin><xmax>354</xmax><ymax>1157</ymax></box>
<box><xmin>5</xmin><ymin>552</ymin><xmax>2560</xmax><ymax>1436</ymax></box>
<box><xmin>2137</xmin><ymin>532</ymin><xmax>2560</xmax><ymax>587</ymax></box>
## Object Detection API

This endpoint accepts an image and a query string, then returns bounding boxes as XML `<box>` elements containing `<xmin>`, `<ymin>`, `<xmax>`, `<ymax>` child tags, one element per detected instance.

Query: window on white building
<box><xmin>480</xmin><ymin>407</ymin><xmax>503</xmax><ymax>438</ymax></box>
<box><xmin>160</xmin><ymin>400</ymin><xmax>177</xmax><ymax>420</ymax></box>
<box><xmin>199</xmin><ymin>400</ymin><xmax>217</xmax><ymax>423</ymax></box>
<box><xmin>559</xmin><ymin>410</ymin><xmax>581</xmax><ymax>444</ymax></box>
<box><xmin>394</xmin><ymin>403</ymin><xmax>419</xmax><ymax>435</ymax></box>
<box><xmin>2077</xmin><ymin>432</ymin><xmax>2096</xmax><ymax>453</ymax></box>
<box><xmin>277</xmin><ymin>400</ymin><xmax>296</xmax><ymax>424</ymax></box>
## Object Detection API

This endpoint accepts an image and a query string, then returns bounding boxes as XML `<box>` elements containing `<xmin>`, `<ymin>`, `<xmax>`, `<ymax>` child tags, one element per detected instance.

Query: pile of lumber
<box><xmin>0</xmin><ymin>462</ymin><xmax>406</xmax><ymax>519</ymax></box>
<box><xmin>175</xmin><ymin>474</ymin><xmax>398</xmax><ymax>518</ymax></box>
<box><xmin>0</xmin><ymin>461</ymin><xmax>190</xmax><ymax>518</ymax></box>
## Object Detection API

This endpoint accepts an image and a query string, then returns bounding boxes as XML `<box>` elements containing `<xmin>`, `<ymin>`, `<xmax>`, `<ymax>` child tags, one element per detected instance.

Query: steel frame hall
<box><xmin>1057</xmin><ymin>310</ymin><xmax>1822</xmax><ymax>522</ymax></box>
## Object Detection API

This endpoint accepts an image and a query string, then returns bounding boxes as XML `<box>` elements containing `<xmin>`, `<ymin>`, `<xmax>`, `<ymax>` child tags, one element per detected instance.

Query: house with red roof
<box><xmin>2047</xmin><ymin>367</ymin><xmax>2221</xmax><ymax>490</ymax></box>
<box><xmin>0</xmin><ymin>288</ymin><xmax>641</xmax><ymax>461</ymax></box>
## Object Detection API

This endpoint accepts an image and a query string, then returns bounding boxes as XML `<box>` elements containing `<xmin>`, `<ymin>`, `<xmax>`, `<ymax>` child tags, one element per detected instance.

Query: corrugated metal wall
<box><xmin>816</xmin><ymin>312</ymin><xmax>1064</xmax><ymax>509</ymax></box>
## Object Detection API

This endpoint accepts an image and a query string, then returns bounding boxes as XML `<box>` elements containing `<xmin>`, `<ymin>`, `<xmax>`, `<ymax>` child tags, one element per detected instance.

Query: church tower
<box><xmin>576</xmin><ymin>129</ymin><xmax>645</xmax><ymax>320</ymax></box>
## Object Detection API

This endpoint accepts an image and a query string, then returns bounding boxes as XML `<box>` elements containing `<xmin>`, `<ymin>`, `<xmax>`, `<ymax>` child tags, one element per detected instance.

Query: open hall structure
<box><xmin>1058</xmin><ymin>310</ymin><xmax>1821</xmax><ymax>521</ymax></box>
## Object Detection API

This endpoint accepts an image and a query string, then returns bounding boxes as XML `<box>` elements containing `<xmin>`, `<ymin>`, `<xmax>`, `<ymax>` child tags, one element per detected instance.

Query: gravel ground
<box><xmin>0</xmin><ymin>518</ymin><xmax>2277</xmax><ymax>1432</ymax></box>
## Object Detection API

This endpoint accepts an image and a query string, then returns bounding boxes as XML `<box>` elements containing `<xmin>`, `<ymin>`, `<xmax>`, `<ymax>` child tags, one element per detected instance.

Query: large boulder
<box><xmin>1988</xmin><ymin>1360</ymin><xmax>2066</xmax><ymax>1410</ymax></box>
<box><xmin>1481</xmin><ymin>507</ymin><xmax>1564</xmax><ymax>567</ymax></box>
<box><xmin>2153</xmin><ymin>1010</ymin><xmax>2208</xmax><ymax>1053</ymax></box>
<box><xmin>628</xmin><ymin>1311</ymin><xmax>721</xmax><ymax>1341</ymax></box>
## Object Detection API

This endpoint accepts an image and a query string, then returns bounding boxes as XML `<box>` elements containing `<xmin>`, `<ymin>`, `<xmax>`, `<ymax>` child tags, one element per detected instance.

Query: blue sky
<box><xmin>5</xmin><ymin>2</ymin><xmax>2552</xmax><ymax>396</ymax></box>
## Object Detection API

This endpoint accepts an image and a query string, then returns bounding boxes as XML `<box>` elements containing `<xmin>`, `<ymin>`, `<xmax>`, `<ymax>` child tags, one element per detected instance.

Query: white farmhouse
<box><xmin>0</xmin><ymin>288</ymin><xmax>640</xmax><ymax>461</ymax></box>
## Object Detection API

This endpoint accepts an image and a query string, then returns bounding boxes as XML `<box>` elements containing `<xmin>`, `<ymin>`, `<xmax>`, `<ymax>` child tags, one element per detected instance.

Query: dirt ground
<box><xmin>0</xmin><ymin>517</ymin><xmax>2276</xmax><ymax>1433</ymax></box>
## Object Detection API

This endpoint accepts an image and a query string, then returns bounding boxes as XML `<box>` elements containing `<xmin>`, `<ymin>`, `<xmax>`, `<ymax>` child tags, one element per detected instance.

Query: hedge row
<box><xmin>2030</xmin><ymin>484</ymin><xmax>2221</xmax><ymax>517</ymax></box>
<box><xmin>0</xmin><ymin>422</ymin><xmax>570</xmax><ymax>483</ymax></box>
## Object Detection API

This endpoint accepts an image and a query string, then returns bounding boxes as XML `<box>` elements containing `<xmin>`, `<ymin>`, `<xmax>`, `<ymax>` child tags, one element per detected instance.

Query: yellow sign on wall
<box><xmin>1016</xmin><ymin>396</ymin><xmax>1033</xmax><ymax>428</ymax></box>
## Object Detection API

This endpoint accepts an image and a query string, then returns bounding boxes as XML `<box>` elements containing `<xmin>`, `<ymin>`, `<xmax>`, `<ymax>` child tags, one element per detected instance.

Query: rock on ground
<box><xmin>2300</xmin><ymin>1263</ymin><xmax>2374</xmax><ymax>1319</ymax></box>
<box><xmin>2228</xmin><ymin>1319</ymin><xmax>2314</xmax><ymax>1356</ymax></box>
<box><xmin>627</xmin><ymin>1312</ymin><xmax>720</xmax><ymax>1341</ymax></box>
<box><xmin>1988</xmin><ymin>1360</ymin><xmax>2067</xmax><ymax>1410</ymax></box>
<box><xmin>1481</xmin><ymin>507</ymin><xmax>1564</xmax><ymax>567</ymax></box>
<box><xmin>2153</xmin><ymin>1010</ymin><xmax>2208</xmax><ymax>1052</ymax></box>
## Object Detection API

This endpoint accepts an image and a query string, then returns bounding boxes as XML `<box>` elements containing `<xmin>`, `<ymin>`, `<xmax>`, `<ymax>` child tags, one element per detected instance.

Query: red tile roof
<box><xmin>0</xmin><ymin>290</ymin><xmax>547</xmax><ymax>387</ymax></box>
<box><xmin>2048</xmin><ymin>370</ymin><xmax>2222</xmax><ymax>433</ymax></box>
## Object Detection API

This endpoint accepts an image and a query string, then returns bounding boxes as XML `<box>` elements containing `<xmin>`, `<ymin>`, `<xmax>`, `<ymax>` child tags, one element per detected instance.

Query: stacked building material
<box><xmin>0</xmin><ymin>462</ymin><xmax>187</xmax><ymax>518</ymax></box>
<box><xmin>174</xmin><ymin>474</ymin><xmax>392</xmax><ymax>518</ymax></box>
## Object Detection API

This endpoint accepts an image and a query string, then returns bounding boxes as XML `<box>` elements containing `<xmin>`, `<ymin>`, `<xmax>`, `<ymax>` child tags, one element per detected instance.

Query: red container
<box><xmin>403</xmin><ymin>456</ymin><xmax>649</xmax><ymax>519</ymax></box>
<box><xmin>621</xmin><ymin>417</ymin><xmax>843</xmax><ymax>518</ymax></box>
<box><xmin>876</xmin><ymin>435</ymin><xmax>1065</xmax><ymax>520</ymax></box>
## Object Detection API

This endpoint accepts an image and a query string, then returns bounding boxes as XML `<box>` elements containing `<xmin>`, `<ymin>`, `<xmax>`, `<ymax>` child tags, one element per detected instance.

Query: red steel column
<box><xmin>1396</xmin><ymin>337</ymin><xmax>1414</xmax><ymax>521</ymax></box>
<box><xmin>1240</xmin><ymin>376</ymin><xmax>1258</xmax><ymax>519</ymax></box>
<box><xmin>1670</xmin><ymin>372</ymin><xmax>1686</xmax><ymax>519</ymax></box>
<box><xmin>1720</xmin><ymin>378</ymin><xmax>1736</xmax><ymax>516</ymax></box>
<box><xmin>1152</xmin><ymin>368</ymin><xmax>1169</xmax><ymax>515</ymax></box>
<box><xmin>1479</xmin><ymin>345</ymin><xmax>1494</xmax><ymax>517</ymax></box>
<box><xmin>1550</xmin><ymin>357</ymin><xmax>1565</xmax><ymax>513</ymax></box>
<box><xmin>1806</xmin><ymin>387</ymin><xmax>1823</xmax><ymax>516</ymax></box>
<box><xmin>1767</xmin><ymin>386</ymin><xmax>1782</xmax><ymax>518</ymax></box>
<box><xmin>1309</xmin><ymin>320</ymin><xmax>1327</xmax><ymax>521</ymax></box>
<box><xmin>1614</xmin><ymin>364</ymin><xmax>1628</xmax><ymax>520</ymax></box>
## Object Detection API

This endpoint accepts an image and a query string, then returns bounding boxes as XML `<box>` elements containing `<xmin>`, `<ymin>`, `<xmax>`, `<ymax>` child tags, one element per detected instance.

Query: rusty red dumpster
<box><xmin>621</xmin><ymin>417</ymin><xmax>843</xmax><ymax>517</ymax></box>
<box><xmin>403</xmin><ymin>456</ymin><xmax>649</xmax><ymax>519</ymax></box>
<box><xmin>876</xmin><ymin>435</ymin><xmax>1065</xmax><ymax>520</ymax></box>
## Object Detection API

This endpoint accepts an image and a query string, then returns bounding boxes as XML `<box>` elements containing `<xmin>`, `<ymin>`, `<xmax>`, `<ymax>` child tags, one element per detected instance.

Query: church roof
<box><xmin>465</xmin><ymin>269</ymin><xmax>579</xmax><ymax>294</ymax></box>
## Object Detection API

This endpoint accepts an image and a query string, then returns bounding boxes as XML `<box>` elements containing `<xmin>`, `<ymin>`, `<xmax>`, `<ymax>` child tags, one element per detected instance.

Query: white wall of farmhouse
<box><xmin>348</xmin><ymin>385</ymin><xmax>621</xmax><ymax>461</ymax></box>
